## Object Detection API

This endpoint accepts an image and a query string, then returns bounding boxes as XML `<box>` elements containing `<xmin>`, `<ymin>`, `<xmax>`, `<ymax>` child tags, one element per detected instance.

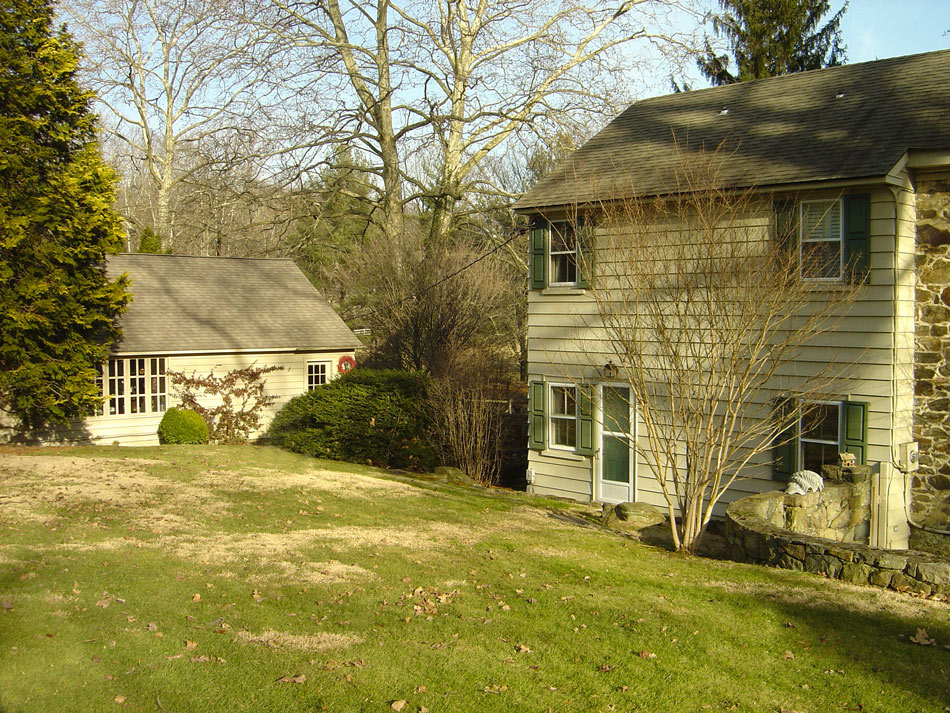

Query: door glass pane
<box><xmin>603</xmin><ymin>435</ymin><xmax>630</xmax><ymax>483</ymax></box>
<box><xmin>603</xmin><ymin>386</ymin><xmax>630</xmax><ymax>433</ymax></box>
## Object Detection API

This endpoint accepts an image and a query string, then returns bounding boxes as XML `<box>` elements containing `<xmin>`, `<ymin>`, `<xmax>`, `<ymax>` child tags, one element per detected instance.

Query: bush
<box><xmin>268</xmin><ymin>368</ymin><xmax>437</xmax><ymax>471</ymax></box>
<box><xmin>158</xmin><ymin>407</ymin><xmax>210</xmax><ymax>445</ymax></box>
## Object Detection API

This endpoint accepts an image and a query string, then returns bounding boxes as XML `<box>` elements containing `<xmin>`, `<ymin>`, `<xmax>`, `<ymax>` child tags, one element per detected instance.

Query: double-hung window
<box><xmin>529</xmin><ymin>218</ymin><xmax>593</xmax><ymax>289</ymax></box>
<box><xmin>549</xmin><ymin>384</ymin><xmax>577</xmax><ymax>448</ymax></box>
<box><xmin>549</xmin><ymin>222</ymin><xmax>578</xmax><ymax>286</ymax></box>
<box><xmin>800</xmin><ymin>199</ymin><xmax>842</xmax><ymax>280</ymax></box>
<box><xmin>773</xmin><ymin>399</ymin><xmax>868</xmax><ymax>480</ymax></box>
<box><xmin>527</xmin><ymin>380</ymin><xmax>595</xmax><ymax>456</ymax></box>
<box><xmin>774</xmin><ymin>194</ymin><xmax>870</xmax><ymax>284</ymax></box>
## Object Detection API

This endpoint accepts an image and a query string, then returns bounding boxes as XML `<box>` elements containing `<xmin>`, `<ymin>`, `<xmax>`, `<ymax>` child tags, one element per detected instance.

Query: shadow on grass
<box><xmin>767</xmin><ymin>589</ymin><xmax>950</xmax><ymax>709</ymax></box>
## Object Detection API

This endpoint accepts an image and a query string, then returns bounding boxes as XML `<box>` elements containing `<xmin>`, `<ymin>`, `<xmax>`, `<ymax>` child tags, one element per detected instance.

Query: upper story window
<box><xmin>549</xmin><ymin>222</ymin><xmax>578</xmax><ymax>286</ymax></box>
<box><xmin>800</xmin><ymin>199</ymin><xmax>842</xmax><ymax>280</ymax></box>
<box><xmin>97</xmin><ymin>357</ymin><xmax>167</xmax><ymax>417</ymax></box>
<box><xmin>529</xmin><ymin>218</ymin><xmax>593</xmax><ymax>290</ymax></box>
<box><xmin>774</xmin><ymin>194</ymin><xmax>870</xmax><ymax>285</ymax></box>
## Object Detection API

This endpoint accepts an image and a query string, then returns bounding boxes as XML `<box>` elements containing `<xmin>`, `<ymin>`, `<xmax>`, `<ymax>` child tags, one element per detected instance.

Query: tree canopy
<box><xmin>698</xmin><ymin>0</ymin><xmax>848</xmax><ymax>85</ymax></box>
<box><xmin>0</xmin><ymin>0</ymin><xmax>129</xmax><ymax>427</ymax></box>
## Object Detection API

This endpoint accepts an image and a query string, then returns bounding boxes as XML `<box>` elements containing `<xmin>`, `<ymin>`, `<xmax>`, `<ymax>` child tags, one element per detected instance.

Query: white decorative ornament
<box><xmin>785</xmin><ymin>469</ymin><xmax>824</xmax><ymax>496</ymax></box>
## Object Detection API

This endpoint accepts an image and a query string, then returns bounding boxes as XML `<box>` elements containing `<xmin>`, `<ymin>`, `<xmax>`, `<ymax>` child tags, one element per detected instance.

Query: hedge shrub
<box><xmin>267</xmin><ymin>369</ymin><xmax>436</xmax><ymax>471</ymax></box>
<box><xmin>158</xmin><ymin>407</ymin><xmax>210</xmax><ymax>445</ymax></box>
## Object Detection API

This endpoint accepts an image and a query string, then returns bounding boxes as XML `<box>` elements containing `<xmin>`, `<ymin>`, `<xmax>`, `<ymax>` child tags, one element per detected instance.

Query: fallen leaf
<box><xmin>114</xmin><ymin>696</ymin><xmax>126</xmax><ymax>704</ymax></box>
<box><xmin>277</xmin><ymin>674</ymin><xmax>306</xmax><ymax>684</ymax></box>
<box><xmin>597</xmin><ymin>664</ymin><xmax>615</xmax><ymax>673</ymax></box>
<box><xmin>146</xmin><ymin>622</ymin><xmax>158</xmax><ymax>632</ymax></box>
<box><xmin>517</xmin><ymin>644</ymin><xmax>531</xmax><ymax>654</ymax></box>
<box><xmin>95</xmin><ymin>599</ymin><xmax>110</xmax><ymax>608</ymax></box>
<box><xmin>783</xmin><ymin>650</ymin><xmax>795</xmax><ymax>660</ymax></box>
<box><xmin>185</xmin><ymin>640</ymin><xmax>198</xmax><ymax>650</ymax></box>
<box><xmin>165</xmin><ymin>654</ymin><xmax>184</xmax><ymax>660</ymax></box>
<box><xmin>414</xmin><ymin>686</ymin><xmax>427</xmax><ymax>694</ymax></box>
<box><xmin>192</xmin><ymin>593</ymin><xmax>201</xmax><ymax>603</ymax></box>
<box><xmin>390</xmin><ymin>700</ymin><xmax>407</xmax><ymax>711</ymax></box>
<box><xmin>910</xmin><ymin>628</ymin><xmax>935</xmax><ymax>646</ymax></box>
<box><xmin>638</xmin><ymin>650</ymin><xmax>657</xmax><ymax>659</ymax></box>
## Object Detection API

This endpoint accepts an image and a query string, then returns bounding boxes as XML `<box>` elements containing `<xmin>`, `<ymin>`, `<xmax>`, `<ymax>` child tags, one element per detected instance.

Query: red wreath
<box><xmin>338</xmin><ymin>354</ymin><xmax>357</xmax><ymax>373</ymax></box>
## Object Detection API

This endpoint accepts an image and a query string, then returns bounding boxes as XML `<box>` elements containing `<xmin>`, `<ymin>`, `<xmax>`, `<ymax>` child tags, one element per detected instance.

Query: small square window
<box><xmin>307</xmin><ymin>361</ymin><xmax>329</xmax><ymax>390</ymax></box>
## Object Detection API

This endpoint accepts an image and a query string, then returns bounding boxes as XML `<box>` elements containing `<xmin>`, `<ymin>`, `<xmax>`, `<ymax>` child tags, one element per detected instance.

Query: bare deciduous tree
<box><xmin>270</xmin><ymin>0</ymin><xmax>702</xmax><ymax>245</ymax></box>
<box><xmin>65</xmin><ymin>0</ymin><xmax>279</xmax><ymax>249</ymax></box>
<box><xmin>586</xmin><ymin>147</ymin><xmax>859</xmax><ymax>553</ymax></box>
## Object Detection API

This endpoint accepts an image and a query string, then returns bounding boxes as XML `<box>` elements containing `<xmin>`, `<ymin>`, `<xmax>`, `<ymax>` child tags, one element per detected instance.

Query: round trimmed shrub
<box><xmin>267</xmin><ymin>368</ymin><xmax>437</xmax><ymax>470</ymax></box>
<box><xmin>158</xmin><ymin>407</ymin><xmax>209</xmax><ymax>444</ymax></box>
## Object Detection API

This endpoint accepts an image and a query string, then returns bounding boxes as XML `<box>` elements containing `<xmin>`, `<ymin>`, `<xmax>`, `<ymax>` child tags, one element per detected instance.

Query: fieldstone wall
<box><xmin>913</xmin><ymin>175</ymin><xmax>950</xmax><ymax>528</ymax></box>
<box><xmin>725</xmin><ymin>489</ymin><xmax>950</xmax><ymax>600</ymax></box>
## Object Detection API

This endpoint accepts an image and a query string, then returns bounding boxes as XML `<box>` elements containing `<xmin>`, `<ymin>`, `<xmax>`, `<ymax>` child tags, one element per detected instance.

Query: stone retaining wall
<box><xmin>913</xmin><ymin>175</ymin><xmax>950</xmax><ymax>528</ymax></box>
<box><xmin>725</xmin><ymin>490</ymin><xmax>950</xmax><ymax>600</ymax></box>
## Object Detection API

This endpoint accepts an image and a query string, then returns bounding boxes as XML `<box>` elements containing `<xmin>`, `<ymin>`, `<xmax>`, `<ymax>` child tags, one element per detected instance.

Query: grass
<box><xmin>1</xmin><ymin>444</ymin><xmax>948</xmax><ymax>713</ymax></box>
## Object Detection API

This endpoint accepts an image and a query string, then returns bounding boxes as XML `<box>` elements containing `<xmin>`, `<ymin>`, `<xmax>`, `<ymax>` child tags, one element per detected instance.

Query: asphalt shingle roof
<box><xmin>107</xmin><ymin>254</ymin><xmax>361</xmax><ymax>354</ymax></box>
<box><xmin>515</xmin><ymin>49</ymin><xmax>950</xmax><ymax>211</ymax></box>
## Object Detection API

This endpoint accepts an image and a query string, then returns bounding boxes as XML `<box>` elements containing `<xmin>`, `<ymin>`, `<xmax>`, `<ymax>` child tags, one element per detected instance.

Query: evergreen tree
<box><xmin>698</xmin><ymin>0</ymin><xmax>848</xmax><ymax>86</ymax></box>
<box><xmin>136</xmin><ymin>227</ymin><xmax>164</xmax><ymax>254</ymax></box>
<box><xmin>0</xmin><ymin>0</ymin><xmax>129</xmax><ymax>427</ymax></box>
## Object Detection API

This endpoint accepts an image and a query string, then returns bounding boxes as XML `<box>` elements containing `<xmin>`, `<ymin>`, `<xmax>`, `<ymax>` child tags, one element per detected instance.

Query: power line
<box><xmin>346</xmin><ymin>231</ymin><xmax>521</xmax><ymax>323</ymax></box>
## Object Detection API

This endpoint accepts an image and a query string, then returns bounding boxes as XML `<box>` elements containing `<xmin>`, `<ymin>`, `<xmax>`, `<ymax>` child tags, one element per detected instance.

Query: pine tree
<box><xmin>0</xmin><ymin>0</ymin><xmax>130</xmax><ymax>428</ymax></box>
<box><xmin>698</xmin><ymin>0</ymin><xmax>848</xmax><ymax>86</ymax></box>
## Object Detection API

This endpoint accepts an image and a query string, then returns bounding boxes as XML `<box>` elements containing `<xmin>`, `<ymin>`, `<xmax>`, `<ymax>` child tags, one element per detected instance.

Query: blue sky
<box><xmin>842</xmin><ymin>0</ymin><xmax>950</xmax><ymax>63</ymax></box>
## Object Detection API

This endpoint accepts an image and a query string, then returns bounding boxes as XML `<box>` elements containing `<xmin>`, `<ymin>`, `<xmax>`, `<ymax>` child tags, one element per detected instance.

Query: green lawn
<box><xmin>1</xmin><ymin>445</ymin><xmax>948</xmax><ymax>713</ymax></box>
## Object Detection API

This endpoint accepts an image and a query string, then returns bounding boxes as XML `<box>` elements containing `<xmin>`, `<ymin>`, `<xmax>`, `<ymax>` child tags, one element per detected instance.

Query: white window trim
<box><xmin>548</xmin><ymin>221</ymin><xmax>579</xmax><ymax>287</ymax></box>
<box><xmin>799</xmin><ymin>198</ymin><xmax>844</xmax><ymax>282</ymax></box>
<box><xmin>306</xmin><ymin>360</ymin><xmax>332</xmax><ymax>390</ymax></box>
<box><xmin>97</xmin><ymin>356</ymin><xmax>167</xmax><ymax>418</ymax></box>
<box><xmin>798</xmin><ymin>400</ymin><xmax>841</xmax><ymax>470</ymax></box>
<box><xmin>549</xmin><ymin>382</ymin><xmax>578</xmax><ymax>450</ymax></box>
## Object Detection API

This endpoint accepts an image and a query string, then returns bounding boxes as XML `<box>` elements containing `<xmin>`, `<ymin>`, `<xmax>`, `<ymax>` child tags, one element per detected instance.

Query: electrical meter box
<box><xmin>899</xmin><ymin>442</ymin><xmax>920</xmax><ymax>472</ymax></box>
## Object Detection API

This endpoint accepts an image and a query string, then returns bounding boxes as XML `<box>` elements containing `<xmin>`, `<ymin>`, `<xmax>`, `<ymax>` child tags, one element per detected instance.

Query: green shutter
<box><xmin>576</xmin><ymin>385</ymin><xmax>595</xmax><ymax>456</ymax></box>
<box><xmin>773</xmin><ymin>398</ymin><xmax>798</xmax><ymax>482</ymax></box>
<box><xmin>843</xmin><ymin>194</ymin><xmax>870</xmax><ymax>284</ymax></box>
<box><xmin>841</xmin><ymin>400</ymin><xmax>869</xmax><ymax>465</ymax></box>
<box><xmin>529</xmin><ymin>223</ymin><xmax>547</xmax><ymax>289</ymax></box>
<box><xmin>528</xmin><ymin>380</ymin><xmax>546</xmax><ymax>450</ymax></box>
<box><xmin>773</xmin><ymin>198</ymin><xmax>797</xmax><ymax>261</ymax></box>
<box><xmin>575</xmin><ymin>216</ymin><xmax>594</xmax><ymax>289</ymax></box>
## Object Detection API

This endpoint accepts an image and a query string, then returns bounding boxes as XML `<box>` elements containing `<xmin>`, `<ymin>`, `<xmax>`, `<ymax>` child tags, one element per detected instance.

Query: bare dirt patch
<box><xmin>202</xmin><ymin>467</ymin><xmax>423</xmax><ymax>499</ymax></box>
<box><xmin>0</xmin><ymin>454</ymin><xmax>222</xmax><ymax>532</ymax></box>
<box><xmin>235</xmin><ymin>629</ymin><xmax>361</xmax><ymax>651</ymax></box>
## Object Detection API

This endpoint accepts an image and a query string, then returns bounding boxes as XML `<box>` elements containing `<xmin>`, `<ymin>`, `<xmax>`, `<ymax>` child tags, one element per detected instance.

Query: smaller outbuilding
<box><xmin>2</xmin><ymin>254</ymin><xmax>361</xmax><ymax>445</ymax></box>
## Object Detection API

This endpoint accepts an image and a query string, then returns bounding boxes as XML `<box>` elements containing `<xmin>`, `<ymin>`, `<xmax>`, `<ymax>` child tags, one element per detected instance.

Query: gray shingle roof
<box><xmin>107</xmin><ymin>254</ymin><xmax>361</xmax><ymax>354</ymax></box>
<box><xmin>515</xmin><ymin>49</ymin><xmax>950</xmax><ymax>211</ymax></box>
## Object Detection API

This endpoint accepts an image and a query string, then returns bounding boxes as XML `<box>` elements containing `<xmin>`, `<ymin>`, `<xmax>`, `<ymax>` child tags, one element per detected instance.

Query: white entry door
<box><xmin>598</xmin><ymin>385</ymin><xmax>634</xmax><ymax>504</ymax></box>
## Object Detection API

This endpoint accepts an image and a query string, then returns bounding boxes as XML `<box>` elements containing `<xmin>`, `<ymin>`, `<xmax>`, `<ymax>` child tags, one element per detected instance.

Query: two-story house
<box><xmin>514</xmin><ymin>50</ymin><xmax>950</xmax><ymax>549</ymax></box>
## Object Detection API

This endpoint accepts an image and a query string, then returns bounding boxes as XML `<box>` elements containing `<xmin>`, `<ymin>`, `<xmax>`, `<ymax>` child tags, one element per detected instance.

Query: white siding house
<box><xmin>514</xmin><ymin>50</ymin><xmax>950</xmax><ymax>549</ymax></box>
<box><xmin>1</xmin><ymin>254</ymin><xmax>361</xmax><ymax>445</ymax></box>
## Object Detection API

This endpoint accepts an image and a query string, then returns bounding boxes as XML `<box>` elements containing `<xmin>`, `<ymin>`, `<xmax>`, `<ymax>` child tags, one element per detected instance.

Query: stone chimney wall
<box><xmin>913</xmin><ymin>175</ymin><xmax>950</xmax><ymax>528</ymax></box>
